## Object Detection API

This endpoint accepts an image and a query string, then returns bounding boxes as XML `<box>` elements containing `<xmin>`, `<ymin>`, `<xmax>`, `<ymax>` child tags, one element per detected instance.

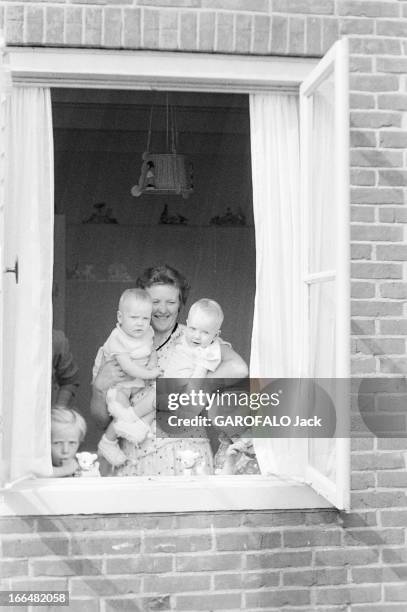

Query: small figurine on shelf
<box><xmin>159</xmin><ymin>203</ymin><xmax>188</xmax><ymax>225</ymax></box>
<box><xmin>145</xmin><ymin>161</ymin><xmax>156</xmax><ymax>190</ymax></box>
<box><xmin>83</xmin><ymin>202</ymin><xmax>118</xmax><ymax>224</ymax></box>
<box><xmin>107</xmin><ymin>263</ymin><xmax>132</xmax><ymax>282</ymax></box>
<box><xmin>69</xmin><ymin>263</ymin><xmax>97</xmax><ymax>281</ymax></box>
<box><xmin>209</xmin><ymin>206</ymin><xmax>247</xmax><ymax>226</ymax></box>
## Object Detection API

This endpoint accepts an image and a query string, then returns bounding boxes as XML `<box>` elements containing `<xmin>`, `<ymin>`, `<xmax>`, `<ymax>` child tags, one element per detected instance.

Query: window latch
<box><xmin>4</xmin><ymin>258</ymin><xmax>18</xmax><ymax>284</ymax></box>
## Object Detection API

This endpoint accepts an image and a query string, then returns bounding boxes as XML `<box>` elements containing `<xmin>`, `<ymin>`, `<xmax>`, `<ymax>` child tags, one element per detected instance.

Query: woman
<box><xmin>90</xmin><ymin>264</ymin><xmax>248</xmax><ymax>476</ymax></box>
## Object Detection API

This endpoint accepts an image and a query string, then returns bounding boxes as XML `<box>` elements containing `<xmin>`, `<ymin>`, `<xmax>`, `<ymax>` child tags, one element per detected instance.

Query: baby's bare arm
<box><xmin>116</xmin><ymin>353</ymin><xmax>160</xmax><ymax>380</ymax></box>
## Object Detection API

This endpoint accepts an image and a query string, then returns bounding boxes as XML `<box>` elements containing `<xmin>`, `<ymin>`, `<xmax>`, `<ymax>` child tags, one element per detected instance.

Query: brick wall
<box><xmin>2</xmin><ymin>0</ymin><xmax>407</xmax><ymax>609</ymax></box>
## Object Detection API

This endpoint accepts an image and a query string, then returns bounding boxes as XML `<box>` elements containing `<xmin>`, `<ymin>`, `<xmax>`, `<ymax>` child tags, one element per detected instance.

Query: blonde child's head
<box><xmin>186</xmin><ymin>299</ymin><xmax>224</xmax><ymax>349</ymax></box>
<box><xmin>117</xmin><ymin>288</ymin><xmax>153</xmax><ymax>339</ymax></box>
<box><xmin>51</xmin><ymin>407</ymin><xmax>87</xmax><ymax>466</ymax></box>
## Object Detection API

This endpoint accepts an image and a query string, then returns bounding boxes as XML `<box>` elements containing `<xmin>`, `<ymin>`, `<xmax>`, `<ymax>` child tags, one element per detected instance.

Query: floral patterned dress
<box><xmin>115</xmin><ymin>325</ymin><xmax>214</xmax><ymax>476</ymax></box>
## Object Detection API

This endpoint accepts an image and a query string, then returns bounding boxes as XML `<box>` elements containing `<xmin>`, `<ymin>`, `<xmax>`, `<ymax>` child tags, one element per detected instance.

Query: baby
<box><xmin>51</xmin><ymin>406</ymin><xmax>87</xmax><ymax>477</ymax></box>
<box><xmin>97</xmin><ymin>288</ymin><xmax>161</xmax><ymax>467</ymax></box>
<box><xmin>164</xmin><ymin>298</ymin><xmax>224</xmax><ymax>379</ymax></box>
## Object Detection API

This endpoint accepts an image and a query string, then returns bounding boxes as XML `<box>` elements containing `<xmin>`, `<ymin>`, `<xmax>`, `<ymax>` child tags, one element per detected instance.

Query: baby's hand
<box><xmin>226</xmin><ymin>439</ymin><xmax>249</xmax><ymax>456</ymax></box>
<box><xmin>144</xmin><ymin>366</ymin><xmax>162</xmax><ymax>380</ymax></box>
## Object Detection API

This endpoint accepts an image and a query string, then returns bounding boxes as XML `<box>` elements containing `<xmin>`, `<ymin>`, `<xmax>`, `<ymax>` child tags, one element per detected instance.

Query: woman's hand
<box><xmin>93</xmin><ymin>358</ymin><xmax>125</xmax><ymax>394</ymax></box>
<box><xmin>90</xmin><ymin>358</ymin><xmax>125</xmax><ymax>429</ymax></box>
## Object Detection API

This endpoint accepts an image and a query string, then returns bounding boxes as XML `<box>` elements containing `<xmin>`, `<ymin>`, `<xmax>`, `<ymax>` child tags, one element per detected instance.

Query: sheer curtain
<box><xmin>4</xmin><ymin>87</ymin><xmax>54</xmax><ymax>480</ymax></box>
<box><xmin>249</xmin><ymin>93</ymin><xmax>307</xmax><ymax>479</ymax></box>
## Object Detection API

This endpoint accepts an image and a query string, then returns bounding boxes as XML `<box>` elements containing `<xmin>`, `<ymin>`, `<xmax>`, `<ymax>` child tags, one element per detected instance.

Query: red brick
<box><xmin>379</xmin><ymin>94</ymin><xmax>407</xmax><ymax>112</ymax></box>
<box><xmin>176</xmin><ymin>552</ymin><xmax>241</xmax><ymax>572</ymax></box>
<box><xmin>235</xmin><ymin>13</ymin><xmax>252</xmax><ymax>54</ymax></box>
<box><xmin>351</xmin><ymin>111</ymin><xmax>402</xmax><ymax>129</ymax></box>
<box><xmin>198</xmin><ymin>11</ymin><xmax>215</xmax><ymax>51</ymax></box>
<box><xmin>143</xmin><ymin>574</ymin><xmax>210</xmax><ymax>593</ymax></box>
<box><xmin>351</xmin><ymin>319</ymin><xmax>375</xmax><ymax>335</ymax></box>
<box><xmin>351</xmin><ymin>243</ymin><xmax>371</xmax><ymax>260</ymax></box>
<box><xmin>288</xmin><ymin>16</ymin><xmax>305</xmax><ymax>54</ymax></box>
<box><xmin>352</xmin><ymin>224</ymin><xmax>402</xmax><ymax>241</ymax></box>
<box><xmin>31</xmin><ymin>558</ymin><xmax>103</xmax><ymax>577</ymax></box>
<box><xmin>315</xmin><ymin>585</ymin><xmax>381</xmax><ymax>605</ymax></box>
<box><xmin>2</xmin><ymin>536</ymin><xmax>69</xmax><ymax>558</ymax></box>
<box><xmin>352</xmin><ymin>301</ymin><xmax>403</xmax><ymax>316</ymax></box>
<box><xmin>283</xmin><ymin>528</ymin><xmax>341</xmax><ymax>547</ymax></box>
<box><xmin>123</xmin><ymin>8</ymin><xmax>141</xmax><ymax>48</ymax></box>
<box><xmin>5</xmin><ymin>5</ymin><xmax>24</xmax><ymax>44</ymax></box>
<box><xmin>339</xmin><ymin>0</ymin><xmax>399</xmax><ymax>17</ymax></box>
<box><xmin>381</xmin><ymin>510</ymin><xmax>407</xmax><ymax>526</ymax></box>
<box><xmin>106</xmin><ymin>555</ymin><xmax>172</xmax><ymax>574</ymax></box>
<box><xmin>351</xmin><ymin>74</ymin><xmax>399</xmax><ymax>93</ymax></box>
<box><xmin>26</xmin><ymin>6</ymin><xmax>44</xmax><ymax>44</ymax></box>
<box><xmin>270</xmin><ymin>15</ymin><xmax>287</xmax><ymax>53</ymax></box>
<box><xmin>351</xmin><ymin>281</ymin><xmax>375</xmax><ymax>299</ymax></box>
<box><xmin>385</xmin><ymin>584</ymin><xmax>407</xmax><ymax>601</ymax></box>
<box><xmin>351</xmin><ymin>472</ymin><xmax>375</xmax><ymax>490</ymax></box>
<box><xmin>321</xmin><ymin>17</ymin><xmax>338</xmax><ymax>52</ymax></box>
<box><xmin>66</xmin><ymin>7</ymin><xmax>82</xmax><ymax>46</ymax></box>
<box><xmin>176</xmin><ymin>593</ymin><xmax>241</xmax><ymax>610</ymax></box>
<box><xmin>213</xmin><ymin>570</ymin><xmax>279</xmax><ymax>590</ymax></box>
<box><xmin>305</xmin><ymin>16</ymin><xmax>321</xmax><ymax>55</ymax></box>
<box><xmin>350</xmin><ymin>95</ymin><xmax>375</xmax><ymax>111</ymax></box>
<box><xmin>253</xmin><ymin>15</ymin><xmax>270</xmax><ymax>54</ymax></box>
<box><xmin>159</xmin><ymin>8</ymin><xmax>178</xmax><ymax>49</ymax></box>
<box><xmin>84</xmin><ymin>7</ymin><xmax>102</xmax><ymax>46</ymax></box>
<box><xmin>351</xmin><ymin>131</ymin><xmax>377</xmax><ymax>147</ymax></box>
<box><xmin>380</xmin><ymin>207</ymin><xmax>407</xmax><ymax>222</ymax></box>
<box><xmin>46</xmin><ymin>6</ymin><xmax>64</xmax><ymax>44</ymax></box>
<box><xmin>216</xmin><ymin>11</ymin><xmax>234</xmax><ymax>53</ymax></box>
<box><xmin>352</xmin><ymin>263</ymin><xmax>402</xmax><ymax>279</ymax></box>
<box><xmin>0</xmin><ymin>559</ymin><xmax>28</xmax><ymax>578</ymax></box>
<box><xmin>352</xmin><ymin>491</ymin><xmax>407</xmax><ymax>509</ymax></box>
<box><xmin>377</xmin><ymin>56</ymin><xmax>407</xmax><ymax>73</ymax></box>
<box><xmin>104</xmin><ymin>596</ymin><xmax>170</xmax><ymax>611</ymax></box>
<box><xmin>70</xmin><ymin>535</ymin><xmax>141</xmax><ymax>556</ymax></box>
<box><xmin>350</xmin><ymin>37</ymin><xmax>401</xmax><ymax>55</ymax></box>
<box><xmin>274</xmin><ymin>0</ymin><xmax>334</xmax><ymax>13</ymax></box>
<box><xmin>343</xmin><ymin>528</ymin><xmax>405</xmax><ymax>547</ymax></box>
<box><xmin>246</xmin><ymin>589</ymin><xmax>310</xmax><ymax>608</ymax></box>
<box><xmin>70</xmin><ymin>576</ymin><xmax>142</xmax><ymax>597</ymax></box>
<box><xmin>380</xmin><ymin>320</ymin><xmax>407</xmax><ymax>335</ymax></box>
<box><xmin>246</xmin><ymin>551</ymin><xmax>312</xmax><ymax>569</ymax></box>
<box><xmin>351</xmin><ymin>150</ymin><xmax>403</xmax><ymax>168</ymax></box>
<box><xmin>143</xmin><ymin>7</ymin><xmax>160</xmax><ymax>48</ymax></box>
<box><xmin>351</xmin><ymin>205</ymin><xmax>375</xmax><ymax>222</ymax></box>
<box><xmin>283</xmin><ymin>568</ymin><xmax>346</xmax><ymax>586</ymax></box>
<box><xmin>378</xmin><ymin>20</ymin><xmax>407</xmax><ymax>38</ymax></box>
<box><xmin>315</xmin><ymin>548</ymin><xmax>379</xmax><ymax>566</ymax></box>
<box><xmin>352</xmin><ymin>565</ymin><xmax>407</xmax><ymax>583</ymax></box>
<box><xmin>104</xmin><ymin>8</ymin><xmax>122</xmax><ymax>47</ymax></box>
<box><xmin>180</xmin><ymin>11</ymin><xmax>197</xmax><ymax>50</ymax></box>
<box><xmin>339</xmin><ymin>17</ymin><xmax>374</xmax><ymax>35</ymax></box>
<box><xmin>216</xmin><ymin>531</ymin><xmax>281</xmax><ymax>551</ymax></box>
<box><xmin>144</xmin><ymin>534</ymin><xmax>211</xmax><ymax>553</ymax></box>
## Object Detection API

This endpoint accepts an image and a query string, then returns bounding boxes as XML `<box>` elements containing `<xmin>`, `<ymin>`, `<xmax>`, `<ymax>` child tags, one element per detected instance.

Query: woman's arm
<box><xmin>207</xmin><ymin>343</ymin><xmax>249</xmax><ymax>379</ymax></box>
<box><xmin>90</xmin><ymin>358</ymin><xmax>125</xmax><ymax>428</ymax></box>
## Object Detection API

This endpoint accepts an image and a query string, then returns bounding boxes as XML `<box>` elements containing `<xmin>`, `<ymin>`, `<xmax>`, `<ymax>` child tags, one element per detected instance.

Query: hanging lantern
<box><xmin>131</xmin><ymin>98</ymin><xmax>193</xmax><ymax>199</ymax></box>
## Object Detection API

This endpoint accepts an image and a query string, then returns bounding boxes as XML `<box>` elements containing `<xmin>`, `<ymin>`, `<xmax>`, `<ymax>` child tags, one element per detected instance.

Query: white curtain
<box><xmin>4</xmin><ymin>87</ymin><xmax>53</xmax><ymax>480</ymax></box>
<box><xmin>249</xmin><ymin>93</ymin><xmax>307</xmax><ymax>479</ymax></box>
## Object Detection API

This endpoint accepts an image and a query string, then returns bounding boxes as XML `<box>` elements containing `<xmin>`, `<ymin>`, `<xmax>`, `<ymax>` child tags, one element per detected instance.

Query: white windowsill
<box><xmin>0</xmin><ymin>476</ymin><xmax>332</xmax><ymax>516</ymax></box>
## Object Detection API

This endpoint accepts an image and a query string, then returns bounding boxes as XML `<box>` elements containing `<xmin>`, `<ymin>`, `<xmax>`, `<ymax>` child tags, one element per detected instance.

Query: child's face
<box><xmin>118</xmin><ymin>298</ymin><xmax>152</xmax><ymax>338</ymax></box>
<box><xmin>51</xmin><ymin>422</ymin><xmax>81</xmax><ymax>466</ymax></box>
<box><xmin>185</xmin><ymin>308</ymin><xmax>220</xmax><ymax>349</ymax></box>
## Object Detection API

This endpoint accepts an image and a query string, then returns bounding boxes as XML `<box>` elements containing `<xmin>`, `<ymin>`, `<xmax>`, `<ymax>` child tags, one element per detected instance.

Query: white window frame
<box><xmin>1</xmin><ymin>47</ymin><xmax>347</xmax><ymax>516</ymax></box>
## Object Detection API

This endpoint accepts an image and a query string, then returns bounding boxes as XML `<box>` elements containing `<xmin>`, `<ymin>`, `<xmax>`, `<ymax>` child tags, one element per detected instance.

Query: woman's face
<box><xmin>146</xmin><ymin>284</ymin><xmax>181</xmax><ymax>334</ymax></box>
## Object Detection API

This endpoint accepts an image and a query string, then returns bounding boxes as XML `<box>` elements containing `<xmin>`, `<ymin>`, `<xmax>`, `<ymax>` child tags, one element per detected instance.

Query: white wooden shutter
<box><xmin>300</xmin><ymin>38</ymin><xmax>350</xmax><ymax>510</ymax></box>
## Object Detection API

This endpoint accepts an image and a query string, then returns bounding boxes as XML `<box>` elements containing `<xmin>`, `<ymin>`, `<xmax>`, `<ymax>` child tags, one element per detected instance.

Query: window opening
<box><xmin>52</xmin><ymin>88</ymin><xmax>256</xmax><ymax>477</ymax></box>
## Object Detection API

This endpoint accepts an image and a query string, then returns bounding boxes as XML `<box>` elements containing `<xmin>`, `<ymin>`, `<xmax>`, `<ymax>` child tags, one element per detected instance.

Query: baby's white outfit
<box><xmin>103</xmin><ymin>323</ymin><xmax>154</xmax><ymax>388</ymax></box>
<box><xmin>100</xmin><ymin>324</ymin><xmax>155</xmax><ymax>449</ymax></box>
<box><xmin>164</xmin><ymin>334</ymin><xmax>222</xmax><ymax>378</ymax></box>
